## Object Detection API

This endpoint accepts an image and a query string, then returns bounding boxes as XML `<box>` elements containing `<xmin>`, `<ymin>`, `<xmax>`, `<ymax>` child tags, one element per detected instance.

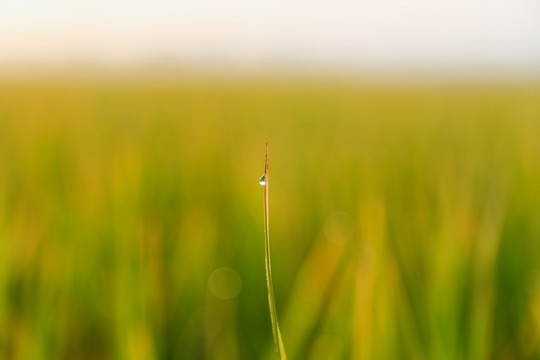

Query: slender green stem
<box><xmin>263</xmin><ymin>139</ymin><xmax>287</xmax><ymax>359</ymax></box>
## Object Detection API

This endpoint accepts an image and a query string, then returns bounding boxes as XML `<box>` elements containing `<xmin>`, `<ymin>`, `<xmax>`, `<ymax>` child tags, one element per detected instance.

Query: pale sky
<box><xmin>1</xmin><ymin>0</ymin><xmax>540</xmax><ymax>70</ymax></box>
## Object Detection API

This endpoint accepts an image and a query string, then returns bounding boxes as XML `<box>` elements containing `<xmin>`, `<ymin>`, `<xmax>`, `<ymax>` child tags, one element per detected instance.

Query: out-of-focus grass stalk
<box><xmin>263</xmin><ymin>140</ymin><xmax>287</xmax><ymax>359</ymax></box>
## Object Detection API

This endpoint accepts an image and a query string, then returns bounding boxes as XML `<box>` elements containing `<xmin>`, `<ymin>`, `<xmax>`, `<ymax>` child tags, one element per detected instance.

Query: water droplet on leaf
<box><xmin>259</xmin><ymin>174</ymin><xmax>266</xmax><ymax>186</ymax></box>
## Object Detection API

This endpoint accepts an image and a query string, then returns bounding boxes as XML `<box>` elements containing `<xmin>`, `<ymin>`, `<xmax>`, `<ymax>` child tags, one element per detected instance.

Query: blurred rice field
<box><xmin>1</xmin><ymin>78</ymin><xmax>540</xmax><ymax>359</ymax></box>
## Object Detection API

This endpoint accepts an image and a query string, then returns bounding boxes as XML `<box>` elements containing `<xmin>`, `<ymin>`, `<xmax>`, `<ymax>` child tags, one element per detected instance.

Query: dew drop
<box><xmin>258</xmin><ymin>174</ymin><xmax>266</xmax><ymax>186</ymax></box>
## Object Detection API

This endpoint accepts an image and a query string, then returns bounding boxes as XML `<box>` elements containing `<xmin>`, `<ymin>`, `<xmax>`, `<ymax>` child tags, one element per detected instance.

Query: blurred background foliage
<box><xmin>0</xmin><ymin>78</ymin><xmax>540</xmax><ymax>359</ymax></box>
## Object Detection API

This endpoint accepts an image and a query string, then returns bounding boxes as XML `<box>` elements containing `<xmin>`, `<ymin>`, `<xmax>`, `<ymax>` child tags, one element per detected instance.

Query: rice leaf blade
<box><xmin>263</xmin><ymin>140</ymin><xmax>287</xmax><ymax>359</ymax></box>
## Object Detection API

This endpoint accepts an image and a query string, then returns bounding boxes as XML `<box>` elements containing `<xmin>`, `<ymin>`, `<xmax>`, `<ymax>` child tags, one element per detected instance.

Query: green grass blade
<box><xmin>263</xmin><ymin>139</ymin><xmax>287</xmax><ymax>360</ymax></box>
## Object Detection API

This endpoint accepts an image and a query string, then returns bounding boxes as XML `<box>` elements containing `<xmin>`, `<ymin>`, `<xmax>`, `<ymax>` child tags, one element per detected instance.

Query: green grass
<box><xmin>262</xmin><ymin>140</ymin><xmax>287</xmax><ymax>359</ymax></box>
<box><xmin>0</xmin><ymin>78</ymin><xmax>539</xmax><ymax>359</ymax></box>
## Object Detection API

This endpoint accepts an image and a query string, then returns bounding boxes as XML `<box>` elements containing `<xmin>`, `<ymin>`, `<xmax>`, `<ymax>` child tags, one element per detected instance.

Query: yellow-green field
<box><xmin>1</xmin><ymin>78</ymin><xmax>540</xmax><ymax>359</ymax></box>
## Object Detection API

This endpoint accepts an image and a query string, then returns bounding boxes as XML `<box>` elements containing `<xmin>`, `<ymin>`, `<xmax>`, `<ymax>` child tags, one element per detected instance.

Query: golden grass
<box><xmin>0</xmin><ymin>79</ymin><xmax>539</xmax><ymax>359</ymax></box>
